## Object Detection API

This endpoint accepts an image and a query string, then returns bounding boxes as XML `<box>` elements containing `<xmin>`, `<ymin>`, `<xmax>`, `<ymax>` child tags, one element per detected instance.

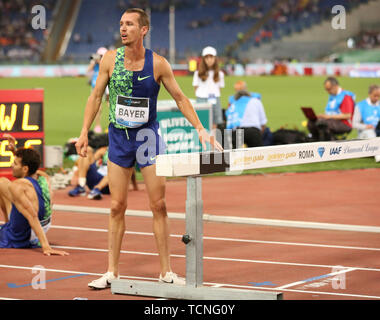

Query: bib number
<box><xmin>116</xmin><ymin>95</ymin><xmax>149</xmax><ymax>128</ymax></box>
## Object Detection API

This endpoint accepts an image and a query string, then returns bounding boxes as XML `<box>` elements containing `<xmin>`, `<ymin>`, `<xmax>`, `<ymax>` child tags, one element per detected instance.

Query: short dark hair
<box><xmin>369</xmin><ymin>84</ymin><xmax>380</xmax><ymax>94</ymax></box>
<box><xmin>124</xmin><ymin>8</ymin><xmax>150</xmax><ymax>31</ymax></box>
<box><xmin>324</xmin><ymin>77</ymin><xmax>339</xmax><ymax>86</ymax></box>
<box><xmin>15</xmin><ymin>148</ymin><xmax>41</xmax><ymax>175</ymax></box>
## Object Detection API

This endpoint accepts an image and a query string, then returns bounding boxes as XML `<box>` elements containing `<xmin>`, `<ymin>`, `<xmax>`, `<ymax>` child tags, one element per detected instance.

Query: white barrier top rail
<box><xmin>156</xmin><ymin>138</ymin><xmax>380</xmax><ymax>177</ymax></box>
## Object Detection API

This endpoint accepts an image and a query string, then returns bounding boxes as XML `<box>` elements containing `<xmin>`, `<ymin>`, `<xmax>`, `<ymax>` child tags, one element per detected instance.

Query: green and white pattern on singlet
<box><xmin>108</xmin><ymin>47</ymin><xmax>134</xmax><ymax>129</ymax></box>
<box><xmin>37</xmin><ymin>176</ymin><xmax>52</xmax><ymax>221</ymax></box>
<box><xmin>29</xmin><ymin>176</ymin><xmax>52</xmax><ymax>247</ymax></box>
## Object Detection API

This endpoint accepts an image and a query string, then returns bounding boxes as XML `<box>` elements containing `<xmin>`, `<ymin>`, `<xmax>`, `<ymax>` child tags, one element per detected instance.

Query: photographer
<box><xmin>87</xmin><ymin>47</ymin><xmax>109</xmax><ymax>133</ymax></box>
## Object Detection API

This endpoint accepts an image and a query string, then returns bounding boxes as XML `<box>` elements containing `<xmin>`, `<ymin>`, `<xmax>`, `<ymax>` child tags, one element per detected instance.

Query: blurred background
<box><xmin>1</xmin><ymin>0</ymin><xmax>380</xmax><ymax>66</ymax></box>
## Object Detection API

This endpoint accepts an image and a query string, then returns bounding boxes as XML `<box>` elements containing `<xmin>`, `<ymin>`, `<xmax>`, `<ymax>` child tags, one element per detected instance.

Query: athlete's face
<box><xmin>120</xmin><ymin>12</ymin><xmax>147</xmax><ymax>45</ymax></box>
<box><xmin>369</xmin><ymin>88</ymin><xmax>380</xmax><ymax>104</ymax></box>
<box><xmin>12</xmin><ymin>156</ymin><xmax>28</xmax><ymax>179</ymax></box>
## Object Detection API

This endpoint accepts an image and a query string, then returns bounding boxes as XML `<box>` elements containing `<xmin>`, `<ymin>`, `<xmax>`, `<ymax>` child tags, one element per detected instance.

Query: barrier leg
<box><xmin>184</xmin><ymin>176</ymin><xmax>203</xmax><ymax>287</ymax></box>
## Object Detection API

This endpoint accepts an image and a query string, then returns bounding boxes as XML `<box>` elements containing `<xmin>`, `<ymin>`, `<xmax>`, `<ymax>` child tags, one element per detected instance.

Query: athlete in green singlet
<box><xmin>75</xmin><ymin>8</ymin><xmax>222</xmax><ymax>289</ymax></box>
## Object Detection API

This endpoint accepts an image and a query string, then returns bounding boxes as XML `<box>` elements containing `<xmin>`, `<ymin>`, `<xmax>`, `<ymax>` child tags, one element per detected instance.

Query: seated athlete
<box><xmin>0</xmin><ymin>134</ymin><xmax>68</xmax><ymax>256</ymax></box>
<box><xmin>69</xmin><ymin>146</ymin><xmax>138</xmax><ymax>199</ymax></box>
<box><xmin>68</xmin><ymin>146</ymin><xmax>110</xmax><ymax>199</ymax></box>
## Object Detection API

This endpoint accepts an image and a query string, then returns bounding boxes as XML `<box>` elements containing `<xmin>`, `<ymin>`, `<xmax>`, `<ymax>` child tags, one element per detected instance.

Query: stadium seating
<box><xmin>0</xmin><ymin>0</ymin><xmax>55</xmax><ymax>62</ymax></box>
<box><xmin>63</xmin><ymin>0</ymin><xmax>371</xmax><ymax>62</ymax></box>
<box><xmin>0</xmin><ymin>0</ymin><xmax>373</xmax><ymax>63</ymax></box>
<box><xmin>63</xmin><ymin>0</ymin><xmax>274</xmax><ymax>62</ymax></box>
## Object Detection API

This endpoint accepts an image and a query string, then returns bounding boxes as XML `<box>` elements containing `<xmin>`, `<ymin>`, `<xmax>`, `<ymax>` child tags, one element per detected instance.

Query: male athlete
<box><xmin>0</xmin><ymin>134</ymin><xmax>68</xmax><ymax>256</ymax></box>
<box><xmin>75</xmin><ymin>8</ymin><xmax>222</xmax><ymax>289</ymax></box>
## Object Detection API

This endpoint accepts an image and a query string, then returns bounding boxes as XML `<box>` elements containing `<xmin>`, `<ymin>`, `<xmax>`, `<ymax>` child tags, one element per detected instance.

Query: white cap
<box><xmin>96</xmin><ymin>47</ymin><xmax>107</xmax><ymax>56</ymax></box>
<box><xmin>202</xmin><ymin>46</ymin><xmax>217</xmax><ymax>57</ymax></box>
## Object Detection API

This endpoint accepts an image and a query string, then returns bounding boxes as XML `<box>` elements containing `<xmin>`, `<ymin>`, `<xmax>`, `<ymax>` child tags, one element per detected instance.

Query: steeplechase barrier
<box><xmin>111</xmin><ymin>137</ymin><xmax>380</xmax><ymax>300</ymax></box>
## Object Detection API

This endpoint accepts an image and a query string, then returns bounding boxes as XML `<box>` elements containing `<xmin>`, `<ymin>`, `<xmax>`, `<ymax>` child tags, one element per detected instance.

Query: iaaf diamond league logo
<box><xmin>317</xmin><ymin>147</ymin><xmax>325</xmax><ymax>158</ymax></box>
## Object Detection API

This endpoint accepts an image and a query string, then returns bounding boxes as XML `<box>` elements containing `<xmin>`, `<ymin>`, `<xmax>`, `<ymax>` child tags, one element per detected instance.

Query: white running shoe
<box><xmin>88</xmin><ymin>272</ymin><xmax>119</xmax><ymax>290</ymax></box>
<box><xmin>159</xmin><ymin>271</ymin><xmax>185</xmax><ymax>285</ymax></box>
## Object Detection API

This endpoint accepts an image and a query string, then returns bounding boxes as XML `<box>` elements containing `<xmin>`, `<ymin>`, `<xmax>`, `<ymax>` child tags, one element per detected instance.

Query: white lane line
<box><xmin>1</xmin><ymin>264</ymin><xmax>379</xmax><ymax>300</ymax></box>
<box><xmin>203</xmin><ymin>236</ymin><xmax>380</xmax><ymax>252</ymax></box>
<box><xmin>52</xmin><ymin>204</ymin><xmax>380</xmax><ymax>233</ymax></box>
<box><xmin>0</xmin><ymin>297</ymin><xmax>21</xmax><ymax>300</ymax></box>
<box><xmin>202</xmin><ymin>255</ymin><xmax>380</xmax><ymax>272</ymax></box>
<box><xmin>207</xmin><ymin>282</ymin><xmax>380</xmax><ymax>300</ymax></box>
<box><xmin>2</xmin><ymin>222</ymin><xmax>380</xmax><ymax>253</ymax></box>
<box><xmin>276</xmin><ymin>267</ymin><xmax>357</xmax><ymax>290</ymax></box>
<box><xmin>0</xmin><ymin>264</ymin><xmax>157</xmax><ymax>282</ymax></box>
<box><xmin>50</xmin><ymin>245</ymin><xmax>380</xmax><ymax>272</ymax></box>
<box><xmin>50</xmin><ymin>225</ymin><xmax>380</xmax><ymax>252</ymax></box>
<box><xmin>2</xmin><ymin>223</ymin><xmax>379</xmax><ymax>270</ymax></box>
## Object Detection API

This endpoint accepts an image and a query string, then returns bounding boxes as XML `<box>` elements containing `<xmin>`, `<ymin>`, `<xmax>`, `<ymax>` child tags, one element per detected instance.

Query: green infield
<box><xmin>1</xmin><ymin>75</ymin><xmax>379</xmax><ymax>174</ymax></box>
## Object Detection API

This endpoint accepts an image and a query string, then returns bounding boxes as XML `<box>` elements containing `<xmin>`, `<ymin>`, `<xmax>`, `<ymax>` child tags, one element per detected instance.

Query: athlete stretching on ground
<box><xmin>0</xmin><ymin>134</ymin><xmax>68</xmax><ymax>256</ymax></box>
<box><xmin>75</xmin><ymin>8</ymin><xmax>223</xmax><ymax>289</ymax></box>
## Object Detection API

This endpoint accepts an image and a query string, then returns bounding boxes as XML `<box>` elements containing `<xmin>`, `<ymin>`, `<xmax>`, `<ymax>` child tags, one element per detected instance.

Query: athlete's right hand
<box><xmin>43</xmin><ymin>247</ymin><xmax>69</xmax><ymax>256</ymax></box>
<box><xmin>75</xmin><ymin>134</ymin><xmax>88</xmax><ymax>157</ymax></box>
<box><xmin>197</xmin><ymin>128</ymin><xmax>224</xmax><ymax>152</ymax></box>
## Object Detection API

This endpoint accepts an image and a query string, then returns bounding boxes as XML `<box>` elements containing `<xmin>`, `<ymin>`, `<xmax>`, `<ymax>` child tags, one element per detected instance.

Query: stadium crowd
<box><xmin>353</xmin><ymin>30</ymin><xmax>380</xmax><ymax>49</ymax></box>
<box><xmin>1</xmin><ymin>0</ymin><xmax>375</xmax><ymax>63</ymax></box>
<box><xmin>0</xmin><ymin>0</ymin><xmax>55</xmax><ymax>62</ymax></box>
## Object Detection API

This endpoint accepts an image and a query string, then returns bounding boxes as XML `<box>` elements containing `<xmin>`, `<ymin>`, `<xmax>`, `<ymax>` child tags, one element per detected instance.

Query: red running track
<box><xmin>0</xmin><ymin>169</ymin><xmax>379</xmax><ymax>300</ymax></box>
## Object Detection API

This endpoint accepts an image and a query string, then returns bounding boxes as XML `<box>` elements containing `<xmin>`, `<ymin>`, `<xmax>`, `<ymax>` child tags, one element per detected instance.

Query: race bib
<box><xmin>116</xmin><ymin>95</ymin><xmax>149</xmax><ymax>128</ymax></box>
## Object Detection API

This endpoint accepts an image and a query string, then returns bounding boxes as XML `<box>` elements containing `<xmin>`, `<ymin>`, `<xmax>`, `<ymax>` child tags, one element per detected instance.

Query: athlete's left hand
<box><xmin>197</xmin><ymin>128</ymin><xmax>224</xmax><ymax>152</ymax></box>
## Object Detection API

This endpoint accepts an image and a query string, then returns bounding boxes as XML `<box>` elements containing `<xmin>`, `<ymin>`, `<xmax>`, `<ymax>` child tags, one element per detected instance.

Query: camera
<box><xmin>90</xmin><ymin>53</ymin><xmax>101</xmax><ymax>61</ymax></box>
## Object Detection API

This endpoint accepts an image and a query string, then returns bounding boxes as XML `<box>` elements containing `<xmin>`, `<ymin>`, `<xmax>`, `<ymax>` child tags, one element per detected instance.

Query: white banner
<box><xmin>156</xmin><ymin>138</ymin><xmax>380</xmax><ymax>177</ymax></box>
<box><xmin>229</xmin><ymin>138</ymin><xmax>380</xmax><ymax>172</ymax></box>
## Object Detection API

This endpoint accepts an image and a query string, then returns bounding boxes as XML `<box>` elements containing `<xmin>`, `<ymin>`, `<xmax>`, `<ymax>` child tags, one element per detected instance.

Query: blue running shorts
<box><xmin>108</xmin><ymin>121</ymin><xmax>166</xmax><ymax>169</ymax></box>
<box><xmin>86</xmin><ymin>163</ymin><xmax>110</xmax><ymax>194</ymax></box>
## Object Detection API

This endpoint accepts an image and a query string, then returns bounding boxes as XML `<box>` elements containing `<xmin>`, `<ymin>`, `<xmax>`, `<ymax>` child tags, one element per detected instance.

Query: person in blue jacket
<box><xmin>225</xmin><ymin>80</ymin><xmax>268</xmax><ymax>148</ymax></box>
<box><xmin>307</xmin><ymin>77</ymin><xmax>355</xmax><ymax>141</ymax></box>
<box><xmin>353</xmin><ymin>84</ymin><xmax>380</xmax><ymax>139</ymax></box>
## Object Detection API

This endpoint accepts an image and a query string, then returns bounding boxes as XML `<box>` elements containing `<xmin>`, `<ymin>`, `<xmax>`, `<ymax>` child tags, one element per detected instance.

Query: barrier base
<box><xmin>111</xmin><ymin>279</ymin><xmax>282</xmax><ymax>300</ymax></box>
